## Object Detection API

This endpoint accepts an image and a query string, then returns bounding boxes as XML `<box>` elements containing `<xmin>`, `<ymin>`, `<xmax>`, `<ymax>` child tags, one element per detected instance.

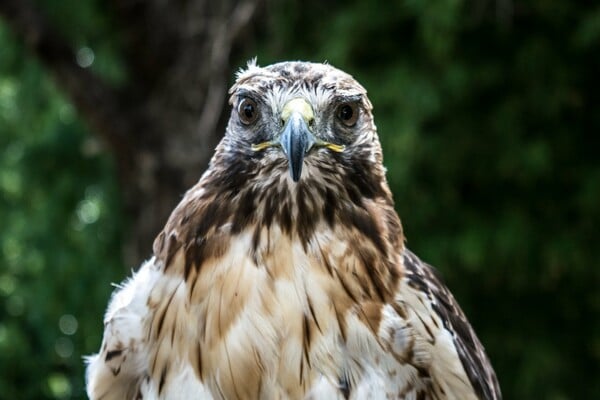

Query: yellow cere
<box><xmin>281</xmin><ymin>98</ymin><xmax>314</xmax><ymax>124</ymax></box>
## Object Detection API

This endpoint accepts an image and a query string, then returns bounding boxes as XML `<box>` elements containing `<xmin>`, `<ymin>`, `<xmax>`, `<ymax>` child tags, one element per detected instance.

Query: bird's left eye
<box><xmin>336</xmin><ymin>102</ymin><xmax>359</xmax><ymax>127</ymax></box>
<box><xmin>238</xmin><ymin>98</ymin><xmax>259</xmax><ymax>125</ymax></box>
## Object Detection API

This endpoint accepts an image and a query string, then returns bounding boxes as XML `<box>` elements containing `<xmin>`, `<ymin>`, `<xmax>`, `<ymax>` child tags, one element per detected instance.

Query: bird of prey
<box><xmin>86</xmin><ymin>60</ymin><xmax>501</xmax><ymax>399</ymax></box>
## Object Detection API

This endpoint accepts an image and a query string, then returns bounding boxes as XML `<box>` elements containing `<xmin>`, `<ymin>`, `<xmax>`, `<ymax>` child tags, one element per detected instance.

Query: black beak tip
<box><xmin>291</xmin><ymin>169</ymin><xmax>302</xmax><ymax>182</ymax></box>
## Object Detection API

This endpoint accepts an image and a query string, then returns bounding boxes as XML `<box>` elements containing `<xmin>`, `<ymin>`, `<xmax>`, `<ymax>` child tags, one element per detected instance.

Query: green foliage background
<box><xmin>1</xmin><ymin>1</ymin><xmax>599</xmax><ymax>398</ymax></box>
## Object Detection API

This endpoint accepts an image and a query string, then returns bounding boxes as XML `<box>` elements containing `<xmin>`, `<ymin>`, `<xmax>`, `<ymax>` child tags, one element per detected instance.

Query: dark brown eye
<box><xmin>238</xmin><ymin>98</ymin><xmax>259</xmax><ymax>125</ymax></box>
<box><xmin>336</xmin><ymin>102</ymin><xmax>359</xmax><ymax>126</ymax></box>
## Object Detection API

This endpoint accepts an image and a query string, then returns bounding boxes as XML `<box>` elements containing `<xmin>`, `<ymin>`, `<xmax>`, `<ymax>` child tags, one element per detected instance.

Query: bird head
<box><xmin>216</xmin><ymin>60</ymin><xmax>386</xmax><ymax>192</ymax></box>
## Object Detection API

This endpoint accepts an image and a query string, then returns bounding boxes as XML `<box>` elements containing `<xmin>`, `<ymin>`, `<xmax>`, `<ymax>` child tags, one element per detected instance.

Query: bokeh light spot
<box><xmin>55</xmin><ymin>337</ymin><xmax>74</xmax><ymax>358</ymax></box>
<box><xmin>76</xmin><ymin>47</ymin><xmax>95</xmax><ymax>68</ymax></box>
<box><xmin>47</xmin><ymin>373</ymin><xmax>72</xmax><ymax>398</ymax></box>
<box><xmin>59</xmin><ymin>314</ymin><xmax>78</xmax><ymax>335</ymax></box>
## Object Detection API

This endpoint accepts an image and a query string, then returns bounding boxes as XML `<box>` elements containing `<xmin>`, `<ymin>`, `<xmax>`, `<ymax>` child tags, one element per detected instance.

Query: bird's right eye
<box><xmin>238</xmin><ymin>98</ymin><xmax>259</xmax><ymax>125</ymax></box>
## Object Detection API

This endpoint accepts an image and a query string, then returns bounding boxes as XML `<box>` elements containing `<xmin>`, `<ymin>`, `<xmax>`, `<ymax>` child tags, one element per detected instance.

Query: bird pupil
<box><xmin>341</xmin><ymin>105</ymin><xmax>353</xmax><ymax>120</ymax></box>
<box><xmin>244</xmin><ymin>104</ymin><xmax>254</xmax><ymax>118</ymax></box>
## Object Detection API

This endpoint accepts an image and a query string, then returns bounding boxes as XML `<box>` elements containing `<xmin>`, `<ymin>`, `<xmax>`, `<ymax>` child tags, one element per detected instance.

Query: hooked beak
<box><xmin>251</xmin><ymin>98</ymin><xmax>345</xmax><ymax>182</ymax></box>
<box><xmin>279</xmin><ymin>98</ymin><xmax>316</xmax><ymax>182</ymax></box>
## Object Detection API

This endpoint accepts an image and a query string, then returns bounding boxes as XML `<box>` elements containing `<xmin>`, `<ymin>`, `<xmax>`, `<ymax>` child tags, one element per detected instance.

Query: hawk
<box><xmin>86</xmin><ymin>61</ymin><xmax>501</xmax><ymax>399</ymax></box>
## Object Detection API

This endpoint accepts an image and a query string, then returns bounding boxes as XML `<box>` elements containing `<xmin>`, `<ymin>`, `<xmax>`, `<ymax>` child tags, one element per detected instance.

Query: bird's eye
<box><xmin>238</xmin><ymin>98</ymin><xmax>259</xmax><ymax>125</ymax></box>
<box><xmin>336</xmin><ymin>102</ymin><xmax>359</xmax><ymax>127</ymax></box>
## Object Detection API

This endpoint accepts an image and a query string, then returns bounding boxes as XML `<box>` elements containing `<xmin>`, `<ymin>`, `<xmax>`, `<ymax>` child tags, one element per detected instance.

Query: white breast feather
<box><xmin>87</xmin><ymin>227</ymin><xmax>480</xmax><ymax>399</ymax></box>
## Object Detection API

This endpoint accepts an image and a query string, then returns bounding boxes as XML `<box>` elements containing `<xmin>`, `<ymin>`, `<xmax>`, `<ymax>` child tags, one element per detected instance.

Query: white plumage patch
<box><xmin>86</xmin><ymin>258</ymin><xmax>160</xmax><ymax>399</ymax></box>
<box><xmin>86</xmin><ymin>231</ymin><xmax>487</xmax><ymax>399</ymax></box>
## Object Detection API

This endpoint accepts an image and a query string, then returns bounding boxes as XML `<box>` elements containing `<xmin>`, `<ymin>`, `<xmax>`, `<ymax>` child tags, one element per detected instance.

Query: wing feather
<box><xmin>402</xmin><ymin>249</ymin><xmax>502</xmax><ymax>400</ymax></box>
<box><xmin>85</xmin><ymin>259</ymin><xmax>159</xmax><ymax>399</ymax></box>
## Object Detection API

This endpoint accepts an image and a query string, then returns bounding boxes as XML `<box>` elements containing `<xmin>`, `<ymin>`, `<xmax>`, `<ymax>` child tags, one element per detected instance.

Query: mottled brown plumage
<box><xmin>86</xmin><ymin>60</ymin><xmax>501</xmax><ymax>399</ymax></box>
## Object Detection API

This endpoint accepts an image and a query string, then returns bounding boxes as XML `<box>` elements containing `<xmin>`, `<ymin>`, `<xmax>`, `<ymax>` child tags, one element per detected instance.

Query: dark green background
<box><xmin>1</xmin><ymin>1</ymin><xmax>598</xmax><ymax>398</ymax></box>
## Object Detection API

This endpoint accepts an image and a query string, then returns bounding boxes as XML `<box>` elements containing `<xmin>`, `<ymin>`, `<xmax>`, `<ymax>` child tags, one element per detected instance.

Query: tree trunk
<box><xmin>0</xmin><ymin>0</ymin><xmax>264</xmax><ymax>266</ymax></box>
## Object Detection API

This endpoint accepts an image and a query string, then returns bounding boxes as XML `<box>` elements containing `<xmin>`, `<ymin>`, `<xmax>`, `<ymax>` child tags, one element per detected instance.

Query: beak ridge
<box><xmin>279</xmin><ymin>113</ymin><xmax>314</xmax><ymax>182</ymax></box>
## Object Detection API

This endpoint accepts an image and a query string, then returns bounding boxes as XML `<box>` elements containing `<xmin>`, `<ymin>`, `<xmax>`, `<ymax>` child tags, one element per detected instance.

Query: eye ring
<box><xmin>336</xmin><ymin>102</ymin><xmax>359</xmax><ymax>127</ymax></box>
<box><xmin>238</xmin><ymin>98</ymin><xmax>259</xmax><ymax>125</ymax></box>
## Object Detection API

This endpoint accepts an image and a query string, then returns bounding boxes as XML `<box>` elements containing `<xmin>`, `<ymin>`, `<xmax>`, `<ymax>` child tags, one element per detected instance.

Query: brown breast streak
<box><xmin>148</xmin><ymin>161</ymin><xmax>407</xmax><ymax>396</ymax></box>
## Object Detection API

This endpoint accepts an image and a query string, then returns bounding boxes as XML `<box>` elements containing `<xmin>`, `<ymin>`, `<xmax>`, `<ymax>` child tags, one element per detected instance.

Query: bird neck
<box><xmin>153</xmin><ymin>162</ymin><xmax>404</xmax><ymax>286</ymax></box>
